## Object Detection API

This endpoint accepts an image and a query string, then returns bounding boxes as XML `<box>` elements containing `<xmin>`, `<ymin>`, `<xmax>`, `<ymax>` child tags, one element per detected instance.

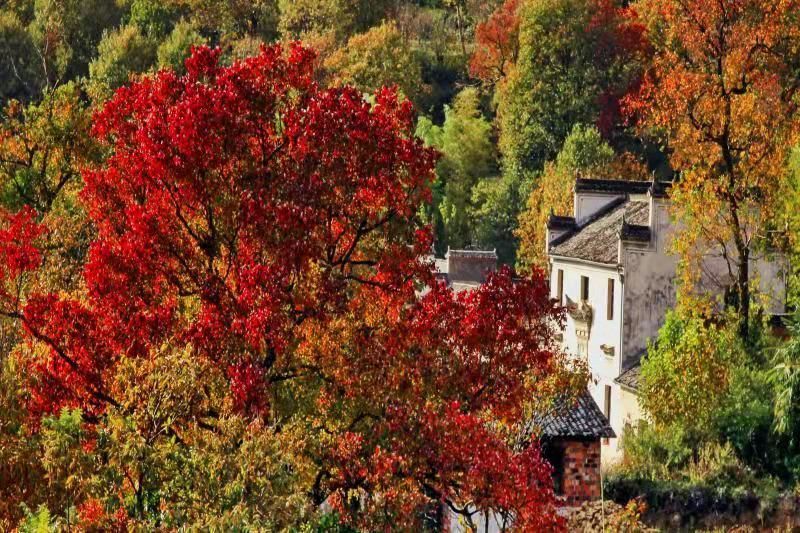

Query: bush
<box><xmin>685</xmin><ymin>442</ymin><xmax>751</xmax><ymax>487</ymax></box>
<box><xmin>603</xmin><ymin>476</ymin><xmax>765</xmax><ymax>522</ymax></box>
<box><xmin>618</xmin><ymin>420</ymin><xmax>693</xmax><ymax>480</ymax></box>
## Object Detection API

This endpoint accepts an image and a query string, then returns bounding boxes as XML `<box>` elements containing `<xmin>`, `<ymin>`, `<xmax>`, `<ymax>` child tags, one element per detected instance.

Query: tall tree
<box><xmin>0</xmin><ymin>45</ymin><xmax>567</xmax><ymax>530</ymax></box>
<box><xmin>627</xmin><ymin>0</ymin><xmax>800</xmax><ymax>340</ymax></box>
<box><xmin>468</xmin><ymin>0</ymin><xmax>521</xmax><ymax>86</ymax></box>
<box><xmin>417</xmin><ymin>87</ymin><xmax>497</xmax><ymax>252</ymax></box>
<box><xmin>496</xmin><ymin>0</ymin><xmax>649</xmax><ymax>176</ymax></box>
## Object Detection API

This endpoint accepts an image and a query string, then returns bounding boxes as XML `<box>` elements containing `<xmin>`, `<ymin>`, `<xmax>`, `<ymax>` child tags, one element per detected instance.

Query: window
<box><xmin>580</xmin><ymin>275</ymin><xmax>589</xmax><ymax>301</ymax></box>
<box><xmin>556</xmin><ymin>269</ymin><xmax>564</xmax><ymax>303</ymax></box>
<box><xmin>607</xmin><ymin>278</ymin><xmax>615</xmax><ymax>320</ymax></box>
<box><xmin>604</xmin><ymin>385</ymin><xmax>612</xmax><ymax>420</ymax></box>
<box><xmin>577</xmin><ymin>341</ymin><xmax>587</xmax><ymax>357</ymax></box>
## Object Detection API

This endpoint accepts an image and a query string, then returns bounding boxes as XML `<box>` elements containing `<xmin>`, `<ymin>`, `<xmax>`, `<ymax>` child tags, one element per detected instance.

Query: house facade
<box><xmin>546</xmin><ymin>178</ymin><xmax>788</xmax><ymax>463</ymax></box>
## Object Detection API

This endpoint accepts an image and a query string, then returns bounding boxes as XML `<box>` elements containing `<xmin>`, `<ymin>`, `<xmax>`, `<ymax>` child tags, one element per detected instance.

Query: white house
<box><xmin>546</xmin><ymin>178</ymin><xmax>788</xmax><ymax>463</ymax></box>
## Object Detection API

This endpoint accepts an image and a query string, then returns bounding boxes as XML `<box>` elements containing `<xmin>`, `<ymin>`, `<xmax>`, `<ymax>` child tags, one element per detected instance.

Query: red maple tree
<box><xmin>469</xmin><ymin>0</ymin><xmax>522</xmax><ymax>85</ymax></box>
<box><xmin>0</xmin><ymin>44</ymin><xmax>567</xmax><ymax>529</ymax></box>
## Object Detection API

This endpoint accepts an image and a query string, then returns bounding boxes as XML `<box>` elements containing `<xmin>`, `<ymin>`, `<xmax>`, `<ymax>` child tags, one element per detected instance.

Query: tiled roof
<box><xmin>528</xmin><ymin>391</ymin><xmax>615</xmax><ymax>440</ymax></box>
<box><xmin>549</xmin><ymin>200</ymin><xmax>649</xmax><ymax>264</ymax></box>
<box><xmin>575</xmin><ymin>178</ymin><xmax>652</xmax><ymax>195</ymax></box>
<box><xmin>615</xmin><ymin>363</ymin><xmax>641</xmax><ymax>391</ymax></box>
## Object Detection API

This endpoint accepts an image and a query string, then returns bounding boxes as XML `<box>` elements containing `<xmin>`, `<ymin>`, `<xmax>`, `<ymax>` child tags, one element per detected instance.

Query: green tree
<box><xmin>128</xmin><ymin>0</ymin><xmax>183</xmax><ymax>39</ymax></box>
<box><xmin>28</xmin><ymin>0</ymin><xmax>124</xmax><ymax>86</ymax></box>
<box><xmin>640</xmin><ymin>311</ymin><xmax>745</xmax><ymax>433</ymax></box>
<box><xmin>324</xmin><ymin>21</ymin><xmax>424</xmax><ymax>105</ymax></box>
<box><xmin>0</xmin><ymin>10</ymin><xmax>42</xmax><ymax>102</ymax></box>
<box><xmin>496</xmin><ymin>0</ymin><xmax>647</xmax><ymax>176</ymax></box>
<box><xmin>157</xmin><ymin>20</ymin><xmax>205</xmax><ymax>74</ymax></box>
<box><xmin>469</xmin><ymin>169</ymin><xmax>529</xmax><ymax>264</ymax></box>
<box><xmin>87</xmin><ymin>25</ymin><xmax>158</xmax><ymax>103</ymax></box>
<box><xmin>416</xmin><ymin>87</ymin><xmax>497</xmax><ymax>252</ymax></box>
<box><xmin>180</xmin><ymin>0</ymin><xmax>279</xmax><ymax>43</ymax></box>
<box><xmin>768</xmin><ymin>316</ymin><xmax>800</xmax><ymax>436</ymax></box>
<box><xmin>277</xmin><ymin>0</ymin><xmax>354</xmax><ymax>43</ymax></box>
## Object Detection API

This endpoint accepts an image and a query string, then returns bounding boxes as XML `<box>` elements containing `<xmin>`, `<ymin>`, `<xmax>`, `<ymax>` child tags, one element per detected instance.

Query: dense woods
<box><xmin>1</xmin><ymin>0</ymin><xmax>800</xmax><ymax>530</ymax></box>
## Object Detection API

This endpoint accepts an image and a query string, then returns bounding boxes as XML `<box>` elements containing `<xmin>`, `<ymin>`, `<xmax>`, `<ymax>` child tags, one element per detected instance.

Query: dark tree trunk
<box><xmin>737</xmin><ymin>243</ymin><xmax>750</xmax><ymax>342</ymax></box>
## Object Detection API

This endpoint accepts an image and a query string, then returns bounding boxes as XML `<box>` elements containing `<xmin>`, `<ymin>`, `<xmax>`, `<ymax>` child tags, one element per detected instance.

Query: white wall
<box><xmin>574</xmin><ymin>193</ymin><xmax>622</xmax><ymax>225</ymax></box>
<box><xmin>551</xmin><ymin>259</ymin><xmax>624</xmax><ymax>463</ymax></box>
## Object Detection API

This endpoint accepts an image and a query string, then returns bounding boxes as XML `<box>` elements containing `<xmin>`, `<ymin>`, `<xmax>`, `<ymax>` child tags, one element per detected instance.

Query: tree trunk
<box><xmin>456</xmin><ymin>4</ymin><xmax>467</xmax><ymax>59</ymax></box>
<box><xmin>737</xmin><ymin>244</ymin><xmax>750</xmax><ymax>342</ymax></box>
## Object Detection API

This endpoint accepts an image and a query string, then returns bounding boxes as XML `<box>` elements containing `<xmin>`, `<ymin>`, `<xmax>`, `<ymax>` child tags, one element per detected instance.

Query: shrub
<box><xmin>618</xmin><ymin>420</ymin><xmax>693</xmax><ymax>480</ymax></box>
<box><xmin>685</xmin><ymin>442</ymin><xmax>751</xmax><ymax>487</ymax></box>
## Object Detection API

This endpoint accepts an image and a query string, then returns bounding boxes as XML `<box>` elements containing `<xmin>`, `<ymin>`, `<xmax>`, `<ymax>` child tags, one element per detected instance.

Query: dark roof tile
<box><xmin>550</xmin><ymin>200</ymin><xmax>649</xmax><ymax>264</ymax></box>
<box><xmin>575</xmin><ymin>178</ymin><xmax>651</xmax><ymax>195</ymax></box>
<box><xmin>615</xmin><ymin>364</ymin><xmax>641</xmax><ymax>391</ymax></box>
<box><xmin>547</xmin><ymin>214</ymin><xmax>577</xmax><ymax>230</ymax></box>
<box><xmin>620</xmin><ymin>222</ymin><xmax>651</xmax><ymax>242</ymax></box>
<box><xmin>527</xmin><ymin>391</ymin><xmax>615</xmax><ymax>440</ymax></box>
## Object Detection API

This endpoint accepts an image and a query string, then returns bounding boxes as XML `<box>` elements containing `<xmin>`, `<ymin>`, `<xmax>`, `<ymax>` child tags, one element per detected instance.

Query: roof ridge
<box><xmin>575</xmin><ymin>178</ymin><xmax>652</xmax><ymax>195</ymax></box>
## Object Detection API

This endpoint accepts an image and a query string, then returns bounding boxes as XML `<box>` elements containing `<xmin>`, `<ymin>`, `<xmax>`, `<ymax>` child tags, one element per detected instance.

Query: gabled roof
<box><xmin>549</xmin><ymin>200</ymin><xmax>649</xmax><ymax>264</ymax></box>
<box><xmin>528</xmin><ymin>391</ymin><xmax>616</xmax><ymax>440</ymax></box>
<box><xmin>615</xmin><ymin>363</ymin><xmax>641</xmax><ymax>391</ymax></box>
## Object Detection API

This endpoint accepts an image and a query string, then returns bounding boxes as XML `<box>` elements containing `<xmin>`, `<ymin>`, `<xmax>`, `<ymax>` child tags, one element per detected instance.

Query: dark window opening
<box><xmin>541</xmin><ymin>442</ymin><xmax>565</xmax><ymax>495</ymax></box>
<box><xmin>607</xmin><ymin>278</ymin><xmax>615</xmax><ymax>320</ymax></box>
<box><xmin>557</xmin><ymin>269</ymin><xmax>564</xmax><ymax>304</ymax></box>
<box><xmin>581</xmin><ymin>275</ymin><xmax>589</xmax><ymax>301</ymax></box>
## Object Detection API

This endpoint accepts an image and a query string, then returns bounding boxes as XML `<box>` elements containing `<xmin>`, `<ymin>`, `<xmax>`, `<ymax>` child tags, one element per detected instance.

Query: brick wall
<box><xmin>560</xmin><ymin>439</ymin><xmax>602</xmax><ymax>507</ymax></box>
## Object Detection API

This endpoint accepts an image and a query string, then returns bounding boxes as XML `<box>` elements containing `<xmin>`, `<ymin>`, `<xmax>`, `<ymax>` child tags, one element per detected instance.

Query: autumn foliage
<box><xmin>469</xmin><ymin>0</ymin><xmax>522</xmax><ymax>85</ymax></box>
<box><xmin>0</xmin><ymin>44</ymin><xmax>568</xmax><ymax>529</ymax></box>
<box><xmin>626</xmin><ymin>0</ymin><xmax>800</xmax><ymax>338</ymax></box>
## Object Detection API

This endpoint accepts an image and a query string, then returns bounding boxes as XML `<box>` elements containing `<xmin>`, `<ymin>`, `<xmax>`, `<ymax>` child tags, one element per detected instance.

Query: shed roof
<box><xmin>615</xmin><ymin>363</ymin><xmax>641</xmax><ymax>391</ymax></box>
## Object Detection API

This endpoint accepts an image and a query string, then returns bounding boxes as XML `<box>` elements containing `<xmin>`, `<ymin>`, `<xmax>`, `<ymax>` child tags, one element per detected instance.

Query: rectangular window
<box><xmin>604</xmin><ymin>385</ymin><xmax>612</xmax><ymax>420</ymax></box>
<box><xmin>557</xmin><ymin>269</ymin><xmax>564</xmax><ymax>304</ymax></box>
<box><xmin>607</xmin><ymin>278</ymin><xmax>615</xmax><ymax>320</ymax></box>
<box><xmin>580</xmin><ymin>275</ymin><xmax>589</xmax><ymax>301</ymax></box>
